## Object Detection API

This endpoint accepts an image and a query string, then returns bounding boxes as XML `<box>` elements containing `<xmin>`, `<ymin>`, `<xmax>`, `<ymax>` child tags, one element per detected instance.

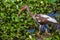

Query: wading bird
<box><xmin>17</xmin><ymin>5</ymin><xmax>58</xmax><ymax>37</ymax></box>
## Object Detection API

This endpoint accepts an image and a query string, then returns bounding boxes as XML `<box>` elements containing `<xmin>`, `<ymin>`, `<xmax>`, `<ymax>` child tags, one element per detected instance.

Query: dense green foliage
<box><xmin>0</xmin><ymin>0</ymin><xmax>60</xmax><ymax>40</ymax></box>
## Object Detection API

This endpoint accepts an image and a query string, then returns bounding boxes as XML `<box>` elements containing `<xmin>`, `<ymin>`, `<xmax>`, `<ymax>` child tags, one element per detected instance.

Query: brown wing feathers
<box><xmin>35</xmin><ymin>14</ymin><xmax>48</xmax><ymax>23</ymax></box>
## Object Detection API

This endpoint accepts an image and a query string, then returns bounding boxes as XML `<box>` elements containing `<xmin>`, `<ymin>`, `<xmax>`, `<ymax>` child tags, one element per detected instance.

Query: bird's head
<box><xmin>17</xmin><ymin>5</ymin><xmax>28</xmax><ymax>17</ymax></box>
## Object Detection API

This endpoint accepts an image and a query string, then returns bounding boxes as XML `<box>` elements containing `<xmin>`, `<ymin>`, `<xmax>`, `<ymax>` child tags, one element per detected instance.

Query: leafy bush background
<box><xmin>0</xmin><ymin>0</ymin><xmax>60</xmax><ymax>40</ymax></box>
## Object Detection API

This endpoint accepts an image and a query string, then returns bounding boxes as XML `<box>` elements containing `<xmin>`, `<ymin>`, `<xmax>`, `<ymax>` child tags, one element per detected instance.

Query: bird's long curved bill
<box><xmin>17</xmin><ymin>9</ymin><xmax>22</xmax><ymax>16</ymax></box>
<box><xmin>17</xmin><ymin>6</ymin><xmax>26</xmax><ymax>17</ymax></box>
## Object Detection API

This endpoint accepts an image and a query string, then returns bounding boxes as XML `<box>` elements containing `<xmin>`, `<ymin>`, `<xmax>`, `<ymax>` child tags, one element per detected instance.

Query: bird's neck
<box><xmin>26</xmin><ymin>6</ymin><xmax>33</xmax><ymax>17</ymax></box>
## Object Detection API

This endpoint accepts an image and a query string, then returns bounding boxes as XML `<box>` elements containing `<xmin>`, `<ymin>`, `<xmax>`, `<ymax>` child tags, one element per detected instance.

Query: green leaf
<box><xmin>48</xmin><ymin>0</ymin><xmax>57</xmax><ymax>3</ymax></box>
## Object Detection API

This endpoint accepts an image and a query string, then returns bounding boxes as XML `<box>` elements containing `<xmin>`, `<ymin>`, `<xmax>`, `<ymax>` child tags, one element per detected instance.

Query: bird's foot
<box><xmin>36</xmin><ymin>32</ymin><xmax>41</xmax><ymax>38</ymax></box>
<box><xmin>43</xmin><ymin>32</ymin><xmax>51</xmax><ymax>37</ymax></box>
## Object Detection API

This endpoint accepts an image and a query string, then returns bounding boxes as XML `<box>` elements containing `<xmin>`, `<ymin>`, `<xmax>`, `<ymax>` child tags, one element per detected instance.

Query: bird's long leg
<box><xmin>34</xmin><ymin>20</ymin><xmax>42</xmax><ymax>38</ymax></box>
<box><xmin>44</xmin><ymin>29</ymin><xmax>49</xmax><ymax>36</ymax></box>
<box><xmin>38</xmin><ymin>24</ymin><xmax>42</xmax><ymax>33</ymax></box>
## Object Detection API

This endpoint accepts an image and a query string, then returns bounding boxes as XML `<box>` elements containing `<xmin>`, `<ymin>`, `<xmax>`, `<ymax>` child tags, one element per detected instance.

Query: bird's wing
<box><xmin>40</xmin><ymin>14</ymin><xmax>58</xmax><ymax>23</ymax></box>
<box><xmin>35</xmin><ymin>14</ymin><xmax>58</xmax><ymax>23</ymax></box>
<box><xmin>34</xmin><ymin>14</ymin><xmax>48</xmax><ymax>23</ymax></box>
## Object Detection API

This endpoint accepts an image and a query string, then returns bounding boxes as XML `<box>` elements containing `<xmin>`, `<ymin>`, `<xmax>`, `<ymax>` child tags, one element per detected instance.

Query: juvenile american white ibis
<box><xmin>17</xmin><ymin>5</ymin><xmax>58</xmax><ymax>36</ymax></box>
<box><xmin>18</xmin><ymin>5</ymin><xmax>58</xmax><ymax>24</ymax></box>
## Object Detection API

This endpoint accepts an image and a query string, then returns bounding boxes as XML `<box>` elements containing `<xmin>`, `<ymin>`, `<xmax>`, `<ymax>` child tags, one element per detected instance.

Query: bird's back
<box><xmin>33</xmin><ymin>14</ymin><xmax>58</xmax><ymax>24</ymax></box>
